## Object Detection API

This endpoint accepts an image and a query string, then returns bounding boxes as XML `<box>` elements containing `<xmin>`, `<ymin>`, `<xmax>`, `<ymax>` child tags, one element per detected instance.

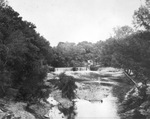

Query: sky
<box><xmin>8</xmin><ymin>0</ymin><xmax>143</xmax><ymax>46</ymax></box>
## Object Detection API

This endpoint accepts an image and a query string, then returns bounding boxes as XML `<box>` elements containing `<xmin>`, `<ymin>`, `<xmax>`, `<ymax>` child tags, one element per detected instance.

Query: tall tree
<box><xmin>133</xmin><ymin>0</ymin><xmax>150</xmax><ymax>30</ymax></box>
<box><xmin>113</xmin><ymin>26</ymin><xmax>134</xmax><ymax>39</ymax></box>
<box><xmin>0</xmin><ymin>2</ymin><xmax>53</xmax><ymax>101</ymax></box>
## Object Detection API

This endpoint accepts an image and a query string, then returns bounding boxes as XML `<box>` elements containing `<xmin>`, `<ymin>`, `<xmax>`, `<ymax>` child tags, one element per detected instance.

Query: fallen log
<box><xmin>123</xmin><ymin>71</ymin><xmax>139</xmax><ymax>89</ymax></box>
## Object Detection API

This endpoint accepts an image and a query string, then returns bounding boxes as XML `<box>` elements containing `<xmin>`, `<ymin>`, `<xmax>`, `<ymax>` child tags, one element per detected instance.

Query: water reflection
<box><xmin>47</xmin><ymin>89</ymin><xmax>120</xmax><ymax>119</ymax></box>
<box><xmin>48</xmin><ymin>83</ymin><xmax>120</xmax><ymax>118</ymax></box>
<box><xmin>74</xmin><ymin>94</ymin><xmax>119</xmax><ymax>119</ymax></box>
<box><xmin>53</xmin><ymin>93</ymin><xmax>120</xmax><ymax>119</ymax></box>
<box><xmin>59</xmin><ymin>101</ymin><xmax>77</xmax><ymax>119</ymax></box>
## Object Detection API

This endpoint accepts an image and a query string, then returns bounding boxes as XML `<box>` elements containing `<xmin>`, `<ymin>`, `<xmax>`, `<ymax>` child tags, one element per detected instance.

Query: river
<box><xmin>74</xmin><ymin>94</ymin><xmax>119</xmax><ymax>119</ymax></box>
<box><xmin>47</xmin><ymin>68</ymin><xmax>129</xmax><ymax>119</ymax></box>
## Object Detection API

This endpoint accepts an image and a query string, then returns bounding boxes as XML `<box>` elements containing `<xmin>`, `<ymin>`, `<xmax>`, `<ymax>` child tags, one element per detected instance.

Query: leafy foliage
<box><xmin>51</xmin><ymin>41</ymin><xmax>101</xmax><ymax>67</ymax></box>
<box><xmin>100</xmin><ymin>29</ymin><xmax>150</xmax><ymax>81</ymax></box>
<box><xmin>90</xmin><ymin>65</ymin><xmax>99</xmax><ymax>71</ymax></box>
<box><xmin>133</xmin><ymin>6</ymin><xmax>150</xmax><ymax>30</ymax></box>
<box><xmin>133</xmin><ymin>0</ymin><xmax>150</xmax><ymax>30</ymax></box>
<box><xmin>57</xmin><ymin>73</ymin><xmax>77</xmax><ymax>100</ymax></box>
<box><xmin>0</xmin><ymin>1</ymin><xmax>53</xmax><ymax>101</ymax></box>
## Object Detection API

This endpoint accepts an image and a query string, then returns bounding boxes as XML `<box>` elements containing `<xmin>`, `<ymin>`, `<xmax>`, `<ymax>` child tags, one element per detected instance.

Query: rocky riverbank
<box><xmin>0</xmin><ymin>99</ymin><xmax>35</xmax><ymax>119</ymax></box>
<box><xmin>46</xmin><ymin>68</ymin><xmax>126</xmax><ymax>118</ymax></box>
<box><xmin>1</xmin><ymin>67</ymin><xmax>150</xmax><ymax>119</ymax></box>
<box><xmin>118</xmin><ymin>84</ymin><xmax>150</xmax><ymax>119</ymax></box>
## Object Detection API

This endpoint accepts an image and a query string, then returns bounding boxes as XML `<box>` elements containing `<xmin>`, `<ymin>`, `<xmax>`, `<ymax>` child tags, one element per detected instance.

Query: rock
<box><xmin>1</xmin><ymin>111</ymin><xmax>14</xmax><ymax>119</ymax></box>
<box><xmin>0</xmin><ymin>107</ymin><xmax>8</xmax><ymax>112</ymax></box>
<box><xmin>44</xmin><ymin>113</ymin><xmax>49</xmax><ymax>118</ymax></box>
<box><xmin>47</xmin><ymin>97</ymin><xmax>59</xmax><ymax>105</ymax></box>
<box><xmin>132</xmin><ymin>109</ymin><xmax>146</xmax><ymax>119</ymax></box>
<box><xmin>119</xmin><ymin>109</ymin><xmax>134</xmax><ymax>119</ymax></box>
<box><xmin>0</xmin><ymin>109</ymin><xmax>3</xmax><ymax>113</ymax></box>
<box><xmin>139</xmin><ymin>109</ymin><xmax>148</xmax><ymax>116</ymax></box>
<box><xmin>6</xmin><ymin>102</ymin><xmax>35</xmax><ymax>119</ymax></box>
<box><xmin>57</xmin><ymin>98</ymin><xmax>72</xmax><ymax>109</ymax></box>
<box><xmin>1</xmin><ymin>111</ymin><xmax>21</xmax><ymax>119</ymax></box>
<box><xmin>140</xmin><ymin>101</ymin><xmax>150</xmax><ymax>110</ymax></box>
<box><xmin>27</xmin><ymin>102</ymin><xmax>51</xmax><ymax>119</ymax></box>
<box><xmin>119</xmin><ymin>84</ymin><xmax>150</xmax><ymax>119</ymax></box>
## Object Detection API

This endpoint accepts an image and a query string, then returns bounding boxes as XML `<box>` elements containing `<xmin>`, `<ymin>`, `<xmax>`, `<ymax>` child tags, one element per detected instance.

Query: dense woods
<box><xmin>0</xmin><ymin>0</ymin><xmax>52</xmax><ymax>101</ymax></box>
<box><xmin>51</xmin><ymin>41</ymin><xmax>101</xmax><ymax>67</ymax></box>
<box><xmin>100</xmin><ymin>0</ymin><xmax>150</xmax><ymax>82</ymax></box>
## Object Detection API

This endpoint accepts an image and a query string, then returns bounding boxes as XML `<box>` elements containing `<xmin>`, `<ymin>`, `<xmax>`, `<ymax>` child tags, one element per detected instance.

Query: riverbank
<box><xmin>1</xmin><ymin>67</ymin><xmax>149</xmax><ymax>119</ymax></box>
<box><xmin>118</xmin><ymin>84</ymin><xmax>150</xmax><ymax>119</ymax></box>
<box><xmin>0</xmin><ymin>99</ymin><xmax>35</xmax><ymax>119</ymax></box>
<box><xmin>46</xmin><ymin>67</ymin><xmax>132</xmax><ymax>118</ymax></box>
<box><xmin>50</xmin><ymin>68</ymin><xmax>150</xmax><ymax>119</ymax></box>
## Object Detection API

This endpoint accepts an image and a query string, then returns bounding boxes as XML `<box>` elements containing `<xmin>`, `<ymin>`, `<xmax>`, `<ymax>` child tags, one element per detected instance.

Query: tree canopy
<box><xmin>0</xmin><ymin>0</ymin><xmax>53</xmax><ymax>101</ymax></box>
<box><xmin>99</xmin><ymin>0</ymin><xmax>150</xmax><ymax>81</ymax></box>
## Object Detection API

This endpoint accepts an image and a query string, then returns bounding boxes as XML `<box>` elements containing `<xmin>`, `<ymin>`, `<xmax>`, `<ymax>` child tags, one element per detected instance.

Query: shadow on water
<box><xmin>58</xmin><ymin>97</ymin><xmax>119</xmax><ymax>119</ymax></box>
<box><xmin>56</xmin><ymin>85</ymin><xmax>120</xmax><ymax>119</ymax></box>
<box><xmin>59</xmin><ymin>101</ymin><xmax>77</xmax><ymax>119</ymax></box>
<box><xmin>112</xmin><ymin>79</ymin><xmax>133</xmax><ymax>102</ymax></box>
<box><xmin>100</xmin><ymin>82</ymin><xmax>114</xmax><ymax>87</ymax></box>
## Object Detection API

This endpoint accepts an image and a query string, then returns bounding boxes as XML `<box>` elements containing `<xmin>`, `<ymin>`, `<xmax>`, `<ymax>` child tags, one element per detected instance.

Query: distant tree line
<box><xmin>51</xmin><ymin>41</ymin><xmax>102</xmax><ymax>67</ymax></box>
<box><xmin>50</xmin><ymin>0</ymin><xmax>150</xmax><ymax>83</ymax></box>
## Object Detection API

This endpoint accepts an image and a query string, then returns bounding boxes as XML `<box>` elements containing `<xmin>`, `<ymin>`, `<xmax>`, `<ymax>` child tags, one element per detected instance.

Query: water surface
<box><xmin>75</xmin><ymin>94</ymin><xmax>119</xmax><ymax>119</ymax></box>
<box><xmin>48</xmin><ymin>69</ymin><xmax>124</xmax><ymax>119</ymax></box>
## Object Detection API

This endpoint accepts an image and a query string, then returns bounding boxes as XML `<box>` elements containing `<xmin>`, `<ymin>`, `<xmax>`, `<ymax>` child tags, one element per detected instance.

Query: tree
<box><xmin>51</xmin><ymin>41</ymin><xmax>97</xmax><ymax>67</ymax></box>
<box><xmin>57</xmin><ymin>73</ymin><xmax>77</xmax><ymax>100</ymax></box>
<box><xmin>0</xmin><ymin>0</ymin><xmax>8</xmax><ymax>8</ymax></box>
<box><xmin>133</xmin><ymin>0</ymin><xmax>150</xmax><ymax>30</ymax></box>
<box><xmin>0</xmin><ymin>2</ymin><xmax>53</xmax><ymax>101</ymax></box>
<box><xmin>113</xmin><ymin>26</ymin><xmax>134</xmax><ymax>39</ymax></box>
<box><xmin>100</xmin><ymin>30</ymin><xmax>150</xmax><ymax>81</ymax></box>
<box><xmin>99</xmin><ymin>38</ymin><xmax>116</xmax><ymax>66</ymax></box>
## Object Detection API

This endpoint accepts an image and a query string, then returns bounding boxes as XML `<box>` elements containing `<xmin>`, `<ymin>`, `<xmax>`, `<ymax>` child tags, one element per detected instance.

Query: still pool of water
<box><xmin>47</xmin><ymin>93</ymin><xmax>120</xmax><ymax>119</ymax></box>
<box><xmin>74</xmin><ymin>94</ymin><xmax>119</xmax><ymax>119</ymax></box>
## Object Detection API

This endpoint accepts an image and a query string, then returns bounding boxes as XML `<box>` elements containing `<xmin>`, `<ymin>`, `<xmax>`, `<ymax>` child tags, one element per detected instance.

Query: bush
<box><xmin>48</xmin><ymin>66</ymin><xmax>55</xmax><ymax>72</ymax></box>
<box><xmin>16</xmin><ymin>65</ymin><xmax>50</xmax><ymax>102</ymax></box>
<box><xmin>90</xmin><ymin>65</ymin><xmax>99</xmax><ymax>71</ymax></box>
<box><xmin>72</xmin><ymin>67</ymin><xmax>78</xmax><ymax>71</ymax></box>
<box><xmin>56</xmin><ymin>73</ymin><xmax>77</xmax><ymax>100</ymax></box>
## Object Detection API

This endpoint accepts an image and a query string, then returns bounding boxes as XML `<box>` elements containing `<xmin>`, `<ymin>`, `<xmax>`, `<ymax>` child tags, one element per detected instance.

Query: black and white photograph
<box><xmin>0</xmin><ymin>0</ymin><xmax>150</xmax><ymax>118</ymax></box>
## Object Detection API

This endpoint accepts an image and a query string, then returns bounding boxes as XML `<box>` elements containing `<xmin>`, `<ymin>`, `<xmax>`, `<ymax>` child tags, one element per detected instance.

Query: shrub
<box><xmin>90</xmin><ymin>65</ymin><xmax>99</xmax><ymax>71</ymax></box>
<box><xmin>16</xmin><ymin>65</ymin><xmax>50</xmax><ymax>102</ymax></box>
<box><xmin>72</xmin><ymin>67</ymin><xmax>78</xmax><ymax>71</ymax></box>
<box><xmin>57</xmin><ymin>73</ymin><xmax>77</xmax><ymax>100</ymax></box>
